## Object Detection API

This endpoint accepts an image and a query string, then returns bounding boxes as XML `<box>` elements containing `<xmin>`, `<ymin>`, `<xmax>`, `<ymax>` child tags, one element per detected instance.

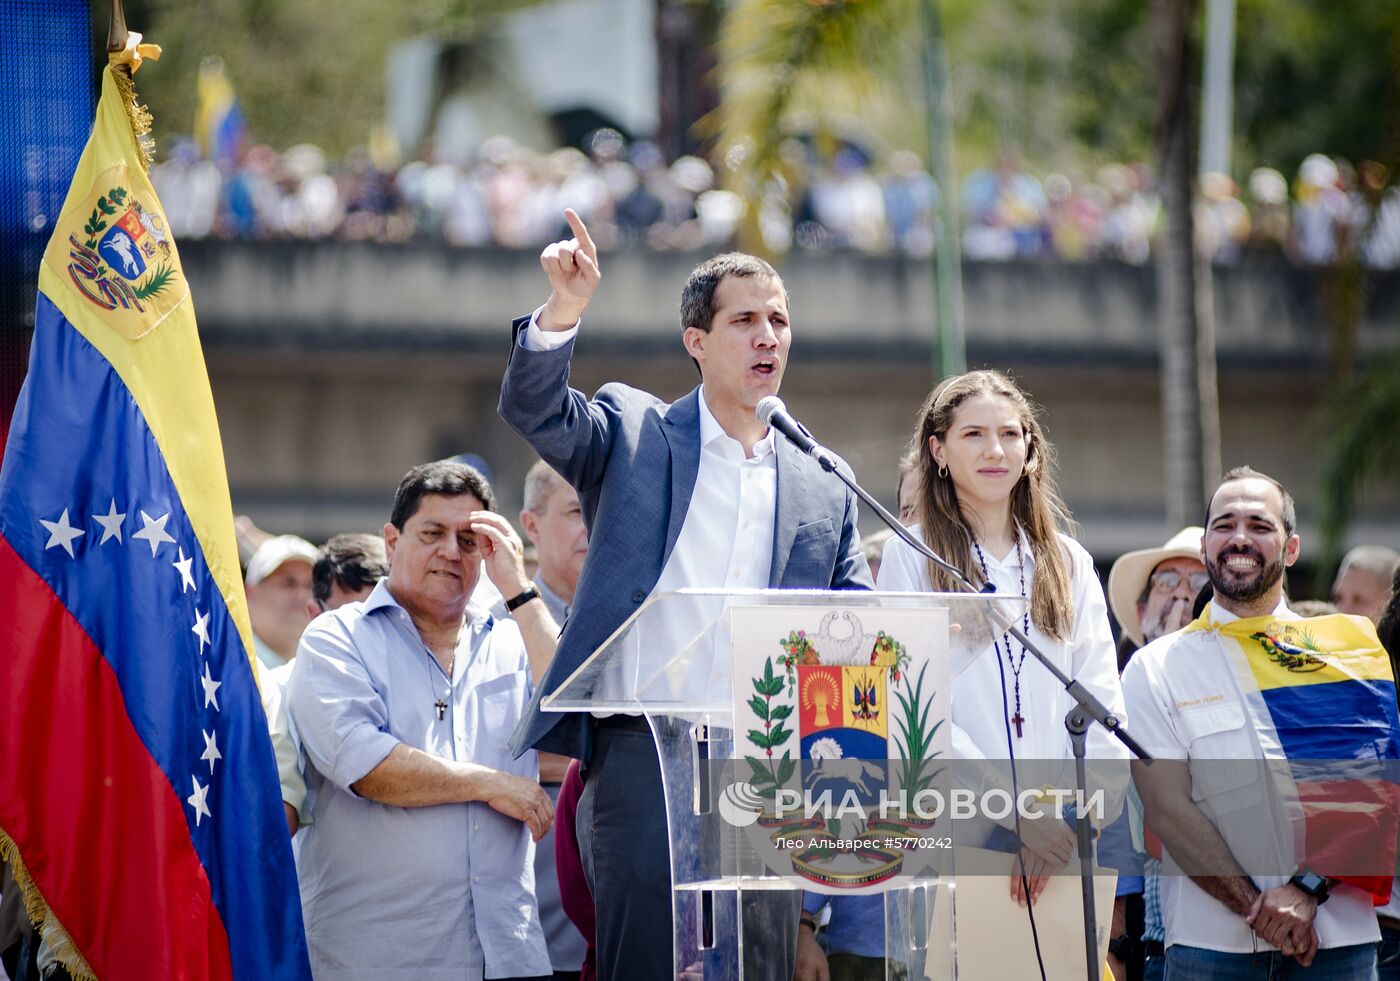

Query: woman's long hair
<box><xmin>911</xmin><ymin>370</ymin><xmax>1076</xmax><ymax>640</ymax></box>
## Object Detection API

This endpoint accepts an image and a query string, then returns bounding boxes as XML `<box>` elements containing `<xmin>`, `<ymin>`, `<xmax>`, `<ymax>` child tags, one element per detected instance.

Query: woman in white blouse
<box><xmin>877</xmin><ymin>370</ymin><xmax>1127</xmax><ymax>905</ymax></box>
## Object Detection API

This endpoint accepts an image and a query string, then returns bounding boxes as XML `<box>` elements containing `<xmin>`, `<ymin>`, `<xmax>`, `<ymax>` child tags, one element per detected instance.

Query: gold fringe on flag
<box><xmin>107</xmin><ymin>30</ymin><xmax>162</xmax><ymax>173</ymax></box>
<box><xmin>0</xmin><ymin>826</ymin><xmax>97</xmax><ymax>981</ymax></box>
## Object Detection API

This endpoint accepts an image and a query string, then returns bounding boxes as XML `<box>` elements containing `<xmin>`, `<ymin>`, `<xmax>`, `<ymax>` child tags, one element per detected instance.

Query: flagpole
<box><xmin>106</xmin><ymin>0</ymin><xmax>129</xmax><ymax>58</ymax></box>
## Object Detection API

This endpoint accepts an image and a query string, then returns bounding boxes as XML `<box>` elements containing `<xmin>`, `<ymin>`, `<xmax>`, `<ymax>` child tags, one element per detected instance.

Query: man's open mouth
<box><xmin>1220</xmin><ymin>551</ymin><xmax>1261</xmax><ymax>572</ymax></box>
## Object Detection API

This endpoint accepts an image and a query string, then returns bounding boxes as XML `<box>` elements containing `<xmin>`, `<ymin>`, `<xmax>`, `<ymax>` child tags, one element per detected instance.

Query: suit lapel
<box><xmin>770</xmin><ymin>434</ymin><xmax>806</xmax><ymax>586</ymax></box>
<box><xmin>659</xmin><ymin>388</ymin><xmax>703</xmax><ymax>565</ymax></box>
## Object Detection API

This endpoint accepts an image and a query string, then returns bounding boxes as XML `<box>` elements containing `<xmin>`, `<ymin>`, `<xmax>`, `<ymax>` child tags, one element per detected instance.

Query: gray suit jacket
<box><xmin>499</xmin><ymin>316</ymin><xmax>872</xmax><ymax>760</ymax></box>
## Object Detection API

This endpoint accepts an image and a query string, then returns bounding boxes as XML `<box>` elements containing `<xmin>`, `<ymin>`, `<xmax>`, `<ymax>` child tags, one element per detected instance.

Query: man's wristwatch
<box><xmin>1289</xmin><ymin>868</ymin><xmax>1331</xmax><ymax>904</ymax></box>
<box><xmin>504</xmin><ymin>585</ymin><xmax>541</xmax><ymax>613</ymax></box>
<box><xmin>799</xmin><ymin>911</ymin><xmax>818</xmax><ymax>933</ymax></box>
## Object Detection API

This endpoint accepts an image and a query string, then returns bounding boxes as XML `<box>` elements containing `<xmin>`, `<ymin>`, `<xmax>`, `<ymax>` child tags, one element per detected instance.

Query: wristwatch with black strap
<box><xmin>504</xmin><ymin>585</ymin><xmax>540</xmax><ymax>613</ymax></box>
<box><xmin>1288</xmin><ymin>868</ymin><xmax>1331</xmax><ymax>904</ymax></box>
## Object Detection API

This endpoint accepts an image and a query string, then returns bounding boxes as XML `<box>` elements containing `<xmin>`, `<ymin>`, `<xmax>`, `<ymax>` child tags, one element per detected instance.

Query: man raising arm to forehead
<box><xmin>288</xmin><ymin>461</ymin><xmax>560</xmax><ymax>980</ymax></box>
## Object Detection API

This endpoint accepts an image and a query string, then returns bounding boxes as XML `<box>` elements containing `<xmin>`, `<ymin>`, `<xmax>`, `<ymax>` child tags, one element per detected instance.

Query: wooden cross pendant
<box><xmin>1011</xmin><ymin>711</ymin><xmax>1025</xmax><ymax>738</ymax></box>
<box><xmin>435</xmin><ymin>699</ymin><xmax>447</xmax><ymax>721</ymax></box>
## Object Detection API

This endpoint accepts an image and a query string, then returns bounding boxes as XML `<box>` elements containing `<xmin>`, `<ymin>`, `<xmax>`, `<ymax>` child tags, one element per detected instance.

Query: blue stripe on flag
<box><xmin>1259</xmin><ymin>678</ymin><xmax>1400</xmax><ymax>763</ymax></box>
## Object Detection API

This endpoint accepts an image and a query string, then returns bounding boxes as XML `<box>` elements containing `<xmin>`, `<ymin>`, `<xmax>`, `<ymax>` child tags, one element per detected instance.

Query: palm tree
<box><xmin>1154</xmin><ymin>0</ymin><xmax>1221</xmax><ymax>528</ymax></box>
<box><xmin>709</xmin><ymin>0</ymin><xmax>966</xmax><ymax>375</ymax></box>
<box><xmin>712</xmin><ymin>0</ymin><xmax>1224</xmax><ymax>525</ymax></box>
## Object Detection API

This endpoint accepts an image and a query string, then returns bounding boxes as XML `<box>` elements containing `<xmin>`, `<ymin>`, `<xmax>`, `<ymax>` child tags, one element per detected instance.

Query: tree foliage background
<box><xmin>88</xmin><ymin>0</ymin><xmax>521</xmax><ymax>156</ymax></box>
<box><xmin>94</xmin><ymin>0</ymin><xmax>1400</xmax><ymax>179</ymax></box>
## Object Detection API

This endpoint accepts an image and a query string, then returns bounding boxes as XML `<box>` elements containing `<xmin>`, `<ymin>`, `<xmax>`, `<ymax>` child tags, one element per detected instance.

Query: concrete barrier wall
<box><xmin>184</xmin><ymin>241</ymin><xmax>1398</xmax><ymax>362</ymax></box>
<box><xmin>184</xmin><ymin>243</ymin><xmax>1399</xmax><ymax>562</ymax></box>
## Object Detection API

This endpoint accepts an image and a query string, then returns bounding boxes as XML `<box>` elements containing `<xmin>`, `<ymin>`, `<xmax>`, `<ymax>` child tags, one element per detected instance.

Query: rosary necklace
<box><xmin>430</xmin><ymin>649</ymin><xmax>456</xmax><ymax>721</ymax></box>
<box><xmin>973</xmin><ymin>533</ymin><xmax>1031</xmax><ymax>738</ymax></box>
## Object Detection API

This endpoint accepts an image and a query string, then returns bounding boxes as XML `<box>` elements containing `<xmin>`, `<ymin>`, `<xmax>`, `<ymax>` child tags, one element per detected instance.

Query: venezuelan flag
<box><xmin>0</xmin><ymin>59</ymin><xmax>310</xmax><ymax>980</ymax></box>
<box><xmin>1192</xmin><ymin>612</ymin><xmax>1400</xmax><ymax>903</ymax></box>
<box><xmin>194</xmin><ymin>56</ymin><xmax>244</xmax><ymax>170</ymax></box>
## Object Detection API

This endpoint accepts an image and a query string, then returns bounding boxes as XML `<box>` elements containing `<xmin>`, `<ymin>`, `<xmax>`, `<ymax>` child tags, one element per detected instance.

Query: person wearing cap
<box><xmin>242</xmin><ymin>533</ymin><xmax>319</xmax><ymax>837</ymax></box>
<box><xmin>244</xmin><ymin>533</ymin><xmax>318</xmax><ymax>669</ymax></box>
<box><xmin>1102</xmin><ymin>527</ymin><xmax>1206</xmax><ymax>980</ymax></box>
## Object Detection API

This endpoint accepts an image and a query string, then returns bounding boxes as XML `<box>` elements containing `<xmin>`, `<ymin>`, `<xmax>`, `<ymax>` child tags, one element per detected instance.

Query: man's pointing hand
<box><xmin>539</xmin><ymin>208</ymin><xmax>600</xmax><ymax>330</ymax></box>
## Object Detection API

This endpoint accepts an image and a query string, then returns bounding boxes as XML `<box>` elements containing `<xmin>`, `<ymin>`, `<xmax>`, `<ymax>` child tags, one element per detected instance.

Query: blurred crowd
<box><xmin>151</xmin><ymin>128</ymin><xmax>1400</xmax><ymax>268</ymax></box>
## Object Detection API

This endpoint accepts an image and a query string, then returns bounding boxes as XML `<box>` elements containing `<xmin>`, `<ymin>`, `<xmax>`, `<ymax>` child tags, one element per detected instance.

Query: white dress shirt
<box><xmin>522</xmin><ymin>309</ymin><xmax>779</xmax><ymax>710</ymax></box>
<box><xmin>649</xmin><ymin>389</ymin><xmax>777</xmax><ymax>597</ymax></box>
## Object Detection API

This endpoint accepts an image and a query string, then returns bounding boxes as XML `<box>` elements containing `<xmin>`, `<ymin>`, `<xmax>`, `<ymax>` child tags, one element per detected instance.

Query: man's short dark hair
<box><xmin>313</xmin><ymin>533</ymin><xmax>389</xmax><ymax>603</ymax></box>
<box><xmin>1205</xmin><ymin>466</ymin><xmax>1297</xmax><ymax>537</ymax></box>
<box><xmin>390</xmin><ymin>460</ymin><xmax>497</xmax><ymax>530</ymax></box>
<box><xmin>678</xmin><ymin>252</ymin><xmax>785</xmax><ymax>334</ymax></box>
<box><xmin>677</xmin><ymin>252</ymin><xmax>786</xmax><ymax>377</ymax></box>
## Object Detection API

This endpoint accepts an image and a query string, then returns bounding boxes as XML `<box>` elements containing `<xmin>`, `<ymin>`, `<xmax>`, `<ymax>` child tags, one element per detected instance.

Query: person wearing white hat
<box><xmin>1103</xmin><ymin>528</ymin><xmax>1206</xmax><ymax>980</ymax></box>
<box><xmin>245</xmin><ymin>534</ymin><xmax>321</xmax><ymax>836</ymax></box>
<box><xmin>245</xmin><ymin>533</ymin><xmax>319</xmax><ymax>669</ymax></box>
<box><xmin>1107</xmin><ymin>527</ymin><xmax>1208</xmax><ymax>649</ymax></box>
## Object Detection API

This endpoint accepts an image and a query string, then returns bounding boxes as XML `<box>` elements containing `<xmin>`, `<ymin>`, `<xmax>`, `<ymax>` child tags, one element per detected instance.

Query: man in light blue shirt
<box><xmin>288</xmin><ymin>461</ymin><xmax>561</xmax><ymax>980</ymax></box>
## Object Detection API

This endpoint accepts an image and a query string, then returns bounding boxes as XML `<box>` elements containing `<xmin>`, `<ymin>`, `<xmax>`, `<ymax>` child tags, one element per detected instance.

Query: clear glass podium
<box><xmin>543</xmin><ymin>588</ymin><xmax>1024</xmax><ymax>980</ymax></box>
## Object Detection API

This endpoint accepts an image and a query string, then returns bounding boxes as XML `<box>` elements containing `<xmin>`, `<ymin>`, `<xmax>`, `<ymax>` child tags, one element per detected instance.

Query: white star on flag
<box><xmin>187</xmin><ymin>775</ymin><xmax>212</xmax><ymax>826</ymax></box>
<box><xmin>131</xmin><ymin>510</ymin><xmax>175</xmax><ymax>557</ymax></box>
<box><xmin>192</xmin><ymin>609</ymin><xmax>211</xmax><ymax>652</ymax></box>
<box><xmin>92</xmin><ymin>499</ymin><xmax>126</xmax><ymax>544</ymax></box>
<box><xmin>201</xmin><ymin>729</ymin><xmax>222</xmax><ymax>774</ymax></box>
<box><xmin>172</xmin><ymin>548</ymin><xmax>196</xmax><ymax>593</ymax></box>
<box><xmin>39</xmin><ymin>508</ymin><xmax>85</xmax><ymax>558</ymax></box>
<box><xmin>200</xmin><ymin>662</ymin><xmax>222</xmax><ymax>711</ymax></box>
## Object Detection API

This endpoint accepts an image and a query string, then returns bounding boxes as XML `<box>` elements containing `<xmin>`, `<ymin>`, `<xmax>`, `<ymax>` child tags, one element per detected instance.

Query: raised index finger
<box><xmin>563</xmin><ymin>208</ymin><xmax>597</xmax><ymax>260</ymax></box>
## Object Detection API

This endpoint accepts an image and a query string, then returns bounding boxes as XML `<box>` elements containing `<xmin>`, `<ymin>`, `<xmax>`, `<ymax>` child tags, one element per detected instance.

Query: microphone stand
<box><xmin>806</xmin><ymin>447</ymin><xmax>1152</xmax><ymax>981</ymax></box>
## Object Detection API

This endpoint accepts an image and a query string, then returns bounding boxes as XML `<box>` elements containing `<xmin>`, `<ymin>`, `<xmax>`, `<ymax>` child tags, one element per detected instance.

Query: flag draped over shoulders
<box><xmin>0</xmin><ymin>57</ymin><xmax>310</xmax><ymax>981</ymax></box>
<box><xmin>1186</xmin><ymin>611</ymin><xmax>1400</xmax><ymax>904</ymax></box>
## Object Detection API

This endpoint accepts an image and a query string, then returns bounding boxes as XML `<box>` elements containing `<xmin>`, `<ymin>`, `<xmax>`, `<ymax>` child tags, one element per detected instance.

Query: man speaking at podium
<box><xmin>500</xmin><ymin>210</ymin><xmax>872</xmax><ymax>979</ymax></box>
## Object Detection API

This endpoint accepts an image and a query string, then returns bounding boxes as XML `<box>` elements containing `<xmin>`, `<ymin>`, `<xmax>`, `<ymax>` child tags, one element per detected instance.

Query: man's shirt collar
<box><xmin>1205</xmin><ymin>594</ymin><xmax>1293</xmax><ymax>625</ymax></box>
<box><xmin>698</xmin><ymin>385</ymin><xmax>776</xmax><ymax>462</ymax></box>
<box><xmin>364</xmin><ymin>577</ymin><xmax>494</xmax><ymax>632</ymax></box>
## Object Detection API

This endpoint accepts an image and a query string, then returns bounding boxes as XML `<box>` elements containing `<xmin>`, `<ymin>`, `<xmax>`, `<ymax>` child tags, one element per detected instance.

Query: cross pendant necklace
<box><xmin>973</xmin><ymin>533</ymin><xmax>1031</xmax><ymax>739</ymax></box>
<box><xmin>431</xmin><ymin>651</ymin><xmax>456</xmax><ymax>721</ymax></box>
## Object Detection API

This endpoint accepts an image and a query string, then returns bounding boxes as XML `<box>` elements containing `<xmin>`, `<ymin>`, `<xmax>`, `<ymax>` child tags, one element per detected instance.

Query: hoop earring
<box><xmin>938</xmin><ymin>464</ymin><xmax>948</xmax><ymax>479</ymax></box>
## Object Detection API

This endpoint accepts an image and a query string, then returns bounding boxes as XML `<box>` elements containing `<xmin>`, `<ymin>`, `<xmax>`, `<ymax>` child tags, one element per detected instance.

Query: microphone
<box><xmin>755</xmin><ymin>397</ymin><xmax>838</xmax><ymax>470</ymax></box>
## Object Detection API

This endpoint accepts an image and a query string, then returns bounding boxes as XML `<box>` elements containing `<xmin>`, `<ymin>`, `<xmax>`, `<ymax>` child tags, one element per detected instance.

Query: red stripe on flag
<box><xmin>1299</xmin><ymin>779</ymin><xmax>1400</xmax><ymax>905</ymax></box>
<box><xmin>0</xmin><ymin>535</ymin><xmax>234</xmax><ymax>981</ymax></box>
